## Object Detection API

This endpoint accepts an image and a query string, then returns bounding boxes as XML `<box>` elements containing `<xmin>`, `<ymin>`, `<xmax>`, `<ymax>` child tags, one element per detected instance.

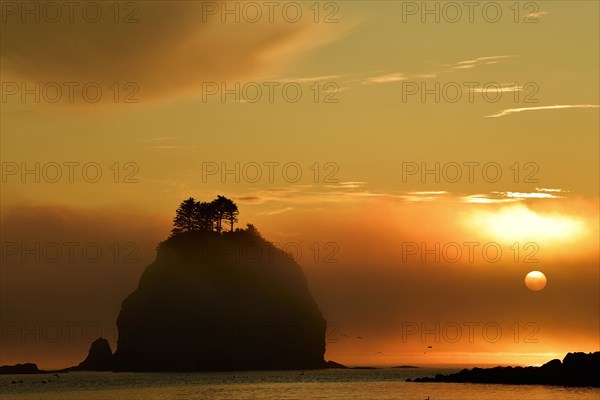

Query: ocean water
<box><xmin>0</xmin><ymin>368</ymin><xmax>598</xmax><ymax>400</ymax></box>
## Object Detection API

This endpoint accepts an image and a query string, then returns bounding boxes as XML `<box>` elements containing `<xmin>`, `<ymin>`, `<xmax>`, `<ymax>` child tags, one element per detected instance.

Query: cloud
<box><xmin>485</xmin><ymin>104</ymin><xmax>600</xmax><ymax>118</ymax></box>
<box><xmin>462</xmin><ymin>194</ymin><xmax>519</xmax><ymax>204</ymax></box>
<box><xmin>257</xmin><ymin>207</ymin><xmax>294</xmax><ymax>216</ymax></box>
<box><xmin>360</xmin><ymin>55</ymin><xmax>516</xmax><ymax>86</ymax></box>
<box><xmin>0</xmin><ymin>1</ymin><xmax>345</xmax><ymax>104</ymax></box>
<box><xmin>323</xmin><ymin>181</ymin><xmax>367</xmax><ymax>189</ymax></box>
<box><xmin>536</xmin><ymin>188</ymin><xmax>566</xmax><ymax>193</ymax></box>
<box><xmin>452</xmin><ymin>55</ymin><xmax>517</xmax><ymax>69</ymax></box>
<box><xmin>218</xmin><ymin>183</ymin><xmax>575</xmax><ymax>207</ymax></box>
<box><xmin>363</xmin><ymin>72</ymin><xmax>406</xmax><ymax>84</ymax></box>
<box><xmin>408</xmin><ymin>191</ymin><xmax>448</xmax><ymax>195</ymax></box>
<box><xmin>527</xmin><ymin>11</ymin><xmax>549</xmax><ymax>19</ymax></box>
<box><xmin>495</xmin><ymin>191</ymin><xmax>562</xmax><ymax>199</ymax></box>
<box><xmin>472</xmin><ymin>84</ymin><xmax>523</xmax><ymax>93</ymax></box>
<box><xmin>275</xmin><ymin>75</ymin><xmax>343</xmax><ymax>83</ymax></box>
<box><xmin>462</xmin><ymin>189</ymin><xmax>566</xmax><ymax>203</ymax></box>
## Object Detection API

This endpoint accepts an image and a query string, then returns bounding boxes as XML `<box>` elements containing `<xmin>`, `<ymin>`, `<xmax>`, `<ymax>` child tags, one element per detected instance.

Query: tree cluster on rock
<box><xmin>172</xmin><ymin>195</ymin><xmax>239</xmax><ymax>234</ymax></box>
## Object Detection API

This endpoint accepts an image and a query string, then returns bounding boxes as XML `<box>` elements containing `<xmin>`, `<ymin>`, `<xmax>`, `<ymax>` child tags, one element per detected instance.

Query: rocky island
<box><xmin>407</xmin><ymin>352</ymin><xmax>600</xmax><ymax>387</ymax></box>
<box><xmin>112</xmin><ymin>196</ymin><xmax>328</xmax><ymax>371</ymax></box>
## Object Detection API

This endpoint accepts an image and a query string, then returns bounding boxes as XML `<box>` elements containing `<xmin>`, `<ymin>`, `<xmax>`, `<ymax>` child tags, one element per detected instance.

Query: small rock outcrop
<box><xmin>0</xmin><ymin>363</ymin><xmax>43</xmax><ymax>374</ymax></box>
<box><xmin>70</xmin><ymin>338</ymin><xmax>114</xmax><ymax>371</ymax></box>
<box><xmin>407</xmin><ymin>352</ymin><xmax>600</xmax><ymax>387</ymax></box>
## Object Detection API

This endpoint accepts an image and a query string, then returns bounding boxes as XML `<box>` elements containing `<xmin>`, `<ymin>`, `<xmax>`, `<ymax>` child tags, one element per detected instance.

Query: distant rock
<box><xmin>0</xmin><ymin>363</ymin><xmax>43</xmax><ymax>374</ymax></box>
<box><xmin>325</xmin><ymin>360</ymin><xmax>348</xmax><ymax>369</ymax></box>
<box><xmin>113</xmin><ymin>230</ymin><xmax>328</xmax><ymax>371</ymax></box>
<box><xmin>69</xmin><ymin>338</ymin><xmax>114</xmax><ymax>371</ymax></box>
<box><xmin>407</xmin><ymin>352</ymin><xmax>600</xmax><ymax>387</ymax></box>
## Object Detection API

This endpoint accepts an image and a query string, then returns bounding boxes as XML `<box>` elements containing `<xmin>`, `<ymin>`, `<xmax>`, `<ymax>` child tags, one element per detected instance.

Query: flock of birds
<box><xmin>9</xmin><ymin>367</ymin><xmax>433</xmax><ymax>399</ymax></box>
<box><xmin>10</xmin><ymin>373</ymin><xmax>60</xmax><ymax>384</ymax></box>
<box><xmin>339</xmin><ymin>333</ymin><xmax>434</xmax><ymax>355</ymax></box>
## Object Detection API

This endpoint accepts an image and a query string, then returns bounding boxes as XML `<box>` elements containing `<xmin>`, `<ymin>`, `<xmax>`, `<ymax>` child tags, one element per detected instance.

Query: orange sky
<box><xmin>1</xmin><ymin>1</ymin><xmax>599</xmax><ymax>369</ymax></box>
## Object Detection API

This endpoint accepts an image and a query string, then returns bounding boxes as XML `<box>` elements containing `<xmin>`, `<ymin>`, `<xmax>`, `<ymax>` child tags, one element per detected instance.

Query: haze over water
<box><xmin>2</xmin><ymin>369</ymin><xmax>599</xmax><ymax>400</ymax></box>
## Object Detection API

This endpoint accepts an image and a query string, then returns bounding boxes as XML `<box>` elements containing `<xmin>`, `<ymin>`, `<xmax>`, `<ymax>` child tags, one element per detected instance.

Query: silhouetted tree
<box><xmin>172</xmin><ymin>197</ymin><xmax>200</xmax><ymax>235</ymax></box>
<box><xmin>245</xmin><ymin>223</ymin><xmax>262</xmax><ymax>238</ymax></box>
<box><xmin>210</xmin><ymin>195</ymin><xmax>235</xmax><ymax>233</ymax></box>
<box><xmin>197</xmin><ymin>201</ymin><xmax>216</xmax><ymax>231</ymax></box>
<box><xmin>221</xmin><ymin>198</ymin><xmax>239</xmax><ymax>232</ymax></box>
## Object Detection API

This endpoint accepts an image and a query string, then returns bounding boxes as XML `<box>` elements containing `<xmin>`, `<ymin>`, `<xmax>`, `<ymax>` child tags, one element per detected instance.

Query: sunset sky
<box><xmin>1</xmin><ymin>1</ymin><xmax>598</xmax><ymax>369</ymax></box>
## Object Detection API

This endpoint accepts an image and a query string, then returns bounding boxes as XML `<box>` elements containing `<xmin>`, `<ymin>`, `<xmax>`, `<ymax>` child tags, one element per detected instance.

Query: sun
<box><xmin>525</xmin><ymin>271</ymin><xmax>547</xmax><ymax>291</ymax></box>
<box><xmin>466</xmin><ymin>205</ymin><xmax>584</xmax><ymax>243</ymax></box>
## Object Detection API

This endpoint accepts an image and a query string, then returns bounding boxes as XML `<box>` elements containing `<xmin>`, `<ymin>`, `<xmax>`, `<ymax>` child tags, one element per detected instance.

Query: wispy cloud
<box><xmin>496</xmin><ymin>191</ymin><xmax>562</xmax><ymax>199</ymax></box>
<box><xmin>276</xmin><ymin>75</ymin><xmax>342</xmax><ymax>83</ymax></box>
<box><xmin>363</xmin><ymin>72</ymin><xmax>407</xmax><ymax>84</ymax></box>
<box><xmin>472</xmin><ymin>84</ymin><xmax>523</xmax><ymax>93</ymax></box>
<box><xmin>462</xmin><ymin>195</ymin><xmax>519</xmax><ymax>204</ymax></box>
<box><xmin>408</xmin><ymin>191</ymin><xmax>448</xmax><ymax>195</ymax></box>
<box><xmin>527</xmin><ymin>11</ymin><xmax>549</xmax><ymax>19</ymax></box>
<box><xmin>235</xmin><ymin>186</ymin><xmax>451</xmax><ymax>206</ymax></box>
<box><xmin>462</xmin><ymin>189</ymin><xmax>565</xmax><ymax>203</ymax></box>
<box><xmin>536</xmin><ymin>188</ymin><xmax>566</xmax><ymax>193</ymax></box>
<box><xmin>452</xmin><ymin>55</ymin><xmax>517</xmax><ymax>69</ymax></box>
<box><xmin>324</xmin><ymin>181</ymin><xmax>367</xmax><ymax>189</ymax></box>
<box><xmin>258</xmin><ymin>207</ymin><xmax>294</xmax><ymax>216</ymax></box>
<box><xmin>362</xmin><ymin>55</ymin><xmax>516</xmax><ymax>85</ymax></box>
<box><xmin>485</xmin><ymin>104</ymin><xmax>600</xmax><ymax>118</ymax></box>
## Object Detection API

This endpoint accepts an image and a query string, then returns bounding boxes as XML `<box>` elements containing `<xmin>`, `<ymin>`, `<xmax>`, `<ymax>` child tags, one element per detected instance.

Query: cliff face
<box><xmin>113</xmin><ymin>231</ymin><xmax>327</xmax><ymax>371</ymax></box>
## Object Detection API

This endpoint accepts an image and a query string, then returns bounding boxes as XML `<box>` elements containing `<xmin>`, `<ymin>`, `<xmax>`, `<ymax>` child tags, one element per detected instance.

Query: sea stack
<box><xmin>113</xmin><ymin>229</ymin><xmax>327</xmax><ymax>371</ymax></box>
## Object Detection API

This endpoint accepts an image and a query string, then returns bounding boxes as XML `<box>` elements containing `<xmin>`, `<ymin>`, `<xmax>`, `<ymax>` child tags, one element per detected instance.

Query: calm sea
<box><xmin>1</xmin><ymin>368</ymin><xmax>598</xmax><ymax>400</ymax></box>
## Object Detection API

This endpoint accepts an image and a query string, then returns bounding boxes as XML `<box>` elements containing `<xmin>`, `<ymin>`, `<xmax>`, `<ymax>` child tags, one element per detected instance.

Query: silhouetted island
<box><xmin>0</xmin><ymin>363</ymin><xmax>43</xmax><ymax>374</ymax></box>
<box><xmin>111</xmin><ymin>196</ymin><xmax>330</xmax><ymax>371</ymax></box>
<box><xmin>407</xmin><ymin>352</ymin><xmax>600</xmax><ymax>387</ymax></box>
